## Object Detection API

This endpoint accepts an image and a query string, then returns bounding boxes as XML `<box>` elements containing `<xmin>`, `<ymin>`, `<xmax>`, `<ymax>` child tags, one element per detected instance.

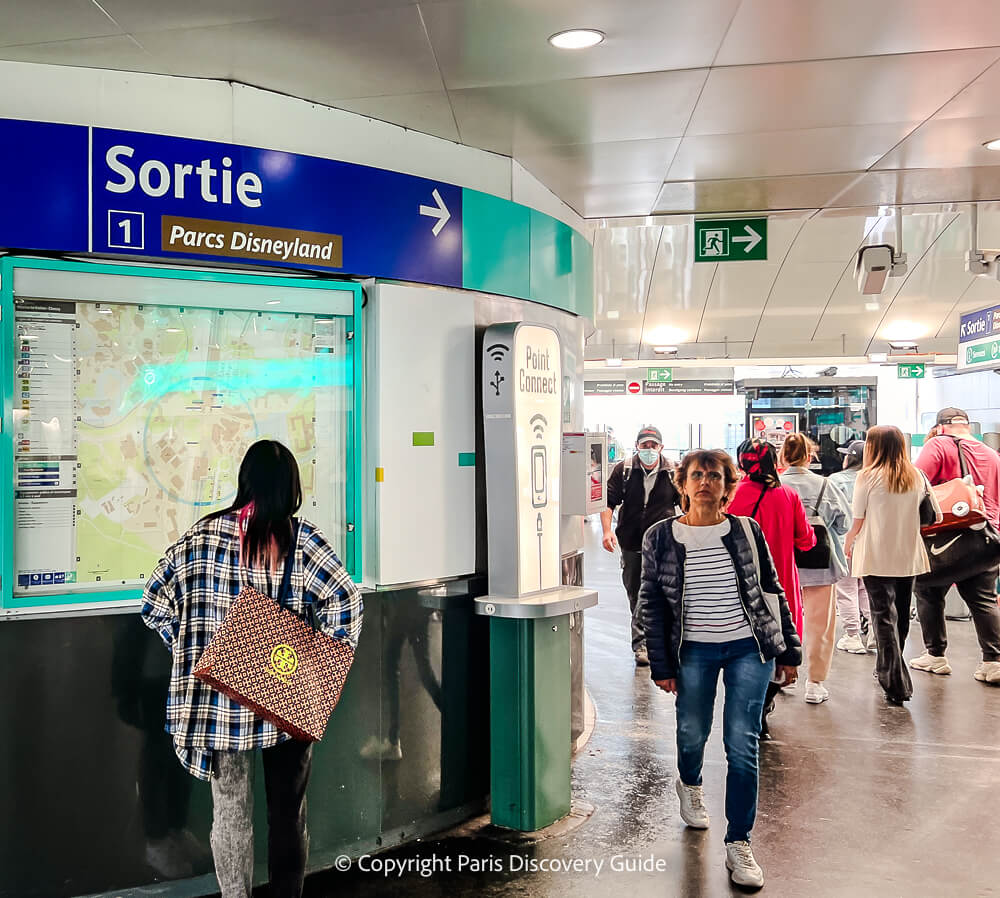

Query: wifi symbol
<box><xmin>531</xmin><ymin>414</ymin><xmax>547</xmax><ymax>440</ymax></box>
<box><xmin>487</xmin><ymin>343</ymin><xmax>509</xmax><ymax>363</ymax></box>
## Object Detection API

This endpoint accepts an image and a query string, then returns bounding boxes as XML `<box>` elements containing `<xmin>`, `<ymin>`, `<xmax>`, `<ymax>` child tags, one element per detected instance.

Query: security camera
<box><xmin>856</xmin><ymin>245</ymin><xmax>893</xmax><ymax>294</ymax></box>
<box><xmin>819</xmin><ymin>366</ymin><xmax>838</xmax><ymax>376</ymax></box>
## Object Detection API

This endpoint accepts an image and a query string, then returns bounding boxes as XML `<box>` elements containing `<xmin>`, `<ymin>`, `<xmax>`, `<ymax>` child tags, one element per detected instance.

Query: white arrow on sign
<box><xmin>732</xmin><ymin>224</ymin><xmax>762</xmax><ymax>253</ymax></box>
<box><xmin>419</xmin><ymin>188</ymin><xmax>451</xmax><ymax>237</ymax></box>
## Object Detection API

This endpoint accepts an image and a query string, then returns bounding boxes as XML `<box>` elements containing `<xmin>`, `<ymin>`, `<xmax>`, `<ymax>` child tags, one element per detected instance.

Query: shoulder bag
<box><xmin>794</xmin><ymin>479</ymin><xmax>833</xmax><ymax>569</ymax></box>
<box><xmin>920</xmin><ymin>436</ymin><xmax>988</xmax><ymax>535</ymax></box>
<box><xmin>918</xmin><ymin>442</ymin><xmax>1000</xmax><ymax>586</ymax></box>
<box><xmin>193</xmin><ymin>519</ymin><xmax>356</xmax><ymax>742</ymax></box>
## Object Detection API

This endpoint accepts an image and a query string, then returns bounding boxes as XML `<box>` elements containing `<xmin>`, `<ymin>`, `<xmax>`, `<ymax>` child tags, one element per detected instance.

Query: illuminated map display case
<box><xmin>1</xmin><ymin>258</ymin><xmax>363</xmax><ymax>616</ymax></box>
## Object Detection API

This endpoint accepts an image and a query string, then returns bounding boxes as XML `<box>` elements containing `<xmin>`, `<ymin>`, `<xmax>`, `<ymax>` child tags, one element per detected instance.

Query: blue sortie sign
<box><xmin>958</xmin><ymin>305</ymin><xmax>1000</xmax><ymax>345</ymax></box>
<box><xmin>0</xmin><ymin>118</ymin><xmax>463</xmax><ymax>286</ymax></box>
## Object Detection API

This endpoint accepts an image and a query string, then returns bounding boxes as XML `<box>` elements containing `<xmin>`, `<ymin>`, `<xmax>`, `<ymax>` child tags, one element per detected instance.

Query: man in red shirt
<box><xmin>912</xmin><ymin>407</ymin><xmax>1000</xmax><ymax>684</ymax></box>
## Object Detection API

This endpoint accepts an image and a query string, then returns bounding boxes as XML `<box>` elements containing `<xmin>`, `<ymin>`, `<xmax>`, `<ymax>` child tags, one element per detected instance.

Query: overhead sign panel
<box><xmin>91</xmin><ymin>127</ymin><xmax>462</xmax><ymax>285</ymax></box>
<box><xmin>0</xmin><ymin>118</ymin><xmax>464</xmax><ymax>286</ymax></box>
<box><xmin>958</xmin><ymin>304</ymin><xmax>1000</xmax><ymax>370</ymax></box>
<box><xmin>694</xmin><ymin>217</ymin><xmax>767</xmax><ymax>262</ymax></box>
<box><xmin>646</xmin><ymin>367</ymin><xmax>673</xmax><ymax>382</ymax></box>
<box><xmin>584</xmin><ymin>381</ymin><xmax>625</xmax><ymax>394</ymax></box>
<box><xmin>643</xmin><ymin>379</ymin><xmax>735</xmax><ymax>395</ymax></box>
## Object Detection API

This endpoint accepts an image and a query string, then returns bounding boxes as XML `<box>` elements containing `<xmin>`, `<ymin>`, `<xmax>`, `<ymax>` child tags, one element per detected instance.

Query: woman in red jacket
<box><xmin>729</xmin><ymin>440</ymin><xmax>815</xmax><ymax>736</ymax></box>
<box><xmin>729</xmin><ymin>440</ymin><xmax>816</xmax><ymax>636</ymax></box>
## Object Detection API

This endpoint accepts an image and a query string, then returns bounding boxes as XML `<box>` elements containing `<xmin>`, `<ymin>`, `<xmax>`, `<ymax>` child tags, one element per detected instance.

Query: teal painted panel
<box><xmin>462</xmin><ymin>190</ymin><xmax>531</xmax><ymax>298</ymax></box>
<box><xmin>572</xmin><ymin>229</ymin><xmax>594</xmax><ymax>319</ymax></box>
<box><xmin>458</xmin><ymin>452</ymin><xmax>476</xmax><ymax>467</ymax></box>
<box><xmin>530</xmin><ymin>210</ymin><xmax>593</xmax><ymax>317</ymax></box>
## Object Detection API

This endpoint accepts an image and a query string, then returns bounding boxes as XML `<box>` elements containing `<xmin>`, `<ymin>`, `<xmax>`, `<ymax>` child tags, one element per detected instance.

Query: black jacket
<box><xmin>639</xmin><ymin>514</ymin><xmax>802</xmax><ymax>681</ymax></box>
<box><xmin>607</xmin><ymin>456</ymin><xmax>680</xmax><ymax>552</ymax></box>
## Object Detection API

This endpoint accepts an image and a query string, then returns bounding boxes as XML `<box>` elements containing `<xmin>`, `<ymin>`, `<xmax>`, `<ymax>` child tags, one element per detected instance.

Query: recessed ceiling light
<box><xmin>653</xmin><ymin>345</ymin><xmax>678</xmax><ymax>354</ymax></box>
<box><xmin>605</xmin><ymin>357</ymin><xmax>623</xmax><ymax>367</ymax></box>
<box><xmin>984</xmin><ymin>138</ymin><xmax>1000</xmax><ymax>151</ymax></box>
<box><xmin>865</xmin><ymin>301</ymin><xmax>880</xmax><ymax>311</ymax></box>
<box><xmin>606</xmin><ymin>310</ymin><xmax>620</xmax><ymax>320</ymax></box>
<box><xmin>548</xmin><ymin>29</ymin><xmax>605</xmax><ymax>50</ymax></box>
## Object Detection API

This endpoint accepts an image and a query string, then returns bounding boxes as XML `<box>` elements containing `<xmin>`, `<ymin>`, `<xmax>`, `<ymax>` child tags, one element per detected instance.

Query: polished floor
<box><xmin>304</xmin><ymin>519</ymin><xmax>1000</xmax><ymax>896</ymax></box>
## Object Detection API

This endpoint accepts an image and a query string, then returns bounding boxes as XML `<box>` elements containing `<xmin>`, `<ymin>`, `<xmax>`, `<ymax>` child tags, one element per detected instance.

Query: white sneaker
<box><xmin>675</xmin><ymin>777</ymin><xmax>710</xmax><ymax>829</ymax></box>
<box><xmin>974</xmin><ymin>661</ymin><xmax>1000</xmax><ymax>683</ymax></box>
<box><xmin>909</xmin><ymin>652</ymin><xmax>952</xmax><ymax>675</ymax></box>
<box><xmin>804</xmin><ymin>681</ymin><xmax>829</xmax><ymax>703</ymax></box>
<box><xmin>837</xmin><ymin>634</ymin><xmax>867</xmax><ymax>654</ymax></box>
<box><xmin>725</xmin><ymin>841</ymin><xmax>764</xmax><ymax>888</ymax></box>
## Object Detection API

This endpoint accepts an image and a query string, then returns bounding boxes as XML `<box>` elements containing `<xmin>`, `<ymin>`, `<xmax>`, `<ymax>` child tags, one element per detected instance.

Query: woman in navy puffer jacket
<box><xmin>640</xmin><ymin>448</ymin><xmax>801</xmax><ymax>890</ymax></box>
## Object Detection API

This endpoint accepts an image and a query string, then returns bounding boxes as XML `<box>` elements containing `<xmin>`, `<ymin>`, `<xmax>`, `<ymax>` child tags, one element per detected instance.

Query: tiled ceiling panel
<box><xmin>716</xmin><ymin>0</ymin><xmax>1000</xmax><ymax>66</ymax></box>
<box><xmin>449</xmin><ymin>69</ymin><xmax>708</xmax><ymax>156</ymax></box>
<box><xmin>0</xmin><ymin>1</ymin><xmax>121</xmax><ymax>48</ymax></box>
<box><xmin>333</xmin><ymin>91</ymin><xmax>461</xmax><ymax>142</ymax></box>
<box><xmin>687</xmin><ymin>51</ymin><xmax>998</xmax><ymax>137</ymax></box>
<box><xmin>421</xmin><ymin>0</ymin><xmax>740</xmax><ymax>89</ymax></box>
<box><xmin>134</xmin><ymin>6</ymin><xmax>443</xmax><ymax>102</ymax></box>
<box><xmin>666</xmin><ymin>123</ymin><xmax>919</xmax><ymax>182</ymax></box>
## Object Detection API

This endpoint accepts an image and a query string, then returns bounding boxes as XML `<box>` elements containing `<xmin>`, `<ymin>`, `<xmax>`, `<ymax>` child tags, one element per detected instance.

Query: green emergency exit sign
<box><xmin>694</xmin><ymin>218</ymin><xmax>767</xmax><ymax>262</ymax></box>
<box><xmin>897</xmin><ymin>363</ymin><xmax>925</xmax><ymax>379</ymax></box>
<box><xmin>646</xmin><ymin>368</ymin><xmax>673</xmax><ymax>383</ymax></box>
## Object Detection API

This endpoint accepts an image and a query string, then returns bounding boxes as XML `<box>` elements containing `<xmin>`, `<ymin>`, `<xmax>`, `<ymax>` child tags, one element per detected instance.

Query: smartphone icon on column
<box><xmin>531</xmin><ymin>445</ymin><xmax>547</xmax><ymax>508</ymax></box>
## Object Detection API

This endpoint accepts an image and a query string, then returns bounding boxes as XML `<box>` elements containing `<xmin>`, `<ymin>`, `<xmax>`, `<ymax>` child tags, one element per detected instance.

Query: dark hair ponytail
<box><xmin>202</xmin><ymin>440</ymin><xmax>302</xmax><ymax>566</ymax></box>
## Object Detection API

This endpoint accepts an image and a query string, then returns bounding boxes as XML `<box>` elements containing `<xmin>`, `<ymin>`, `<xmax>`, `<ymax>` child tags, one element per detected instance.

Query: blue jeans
<box><xmin>675</xmin><ymin>637</ymin><xmax>773</xmax><ymax>843</ymax></box>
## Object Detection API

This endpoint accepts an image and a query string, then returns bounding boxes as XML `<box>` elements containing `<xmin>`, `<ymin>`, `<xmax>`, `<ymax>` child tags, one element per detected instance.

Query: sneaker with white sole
<box><xmin>909</xmin><ymin>651</ymin><xmax>952</xmax><ymax>675</ymax></box>
<box><xmin>725</xmin><ymin>841</ymin><xmax>764</xmax><ymax>889</ymax></box>
<box><xmin>974</xmin><ymin>661</ymin><xmax>1000</xmax><ymax>683</ymax></box>
<box><xmin>675</xmin><ymin>777</ymin><xmax>709</xmax><ymax>829</ymax></box>
<box><xmin>804</xmin><ymin>681</ymin><xmax>829</xmax><ymax>703</ymax></box>
<box><xmin>837</xmin><ymin>633</ymin><xmax>867</xmax><ymax>654</ymax></box>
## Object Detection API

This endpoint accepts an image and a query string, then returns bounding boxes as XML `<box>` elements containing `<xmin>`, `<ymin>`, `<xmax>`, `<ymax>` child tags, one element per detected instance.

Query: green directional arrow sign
<box><xmin>694</xmin><ymin>217</ymin><xmax>767</xmax><ymax>262</ymax></box>
<box><xmin>646</xmin><ymin>367</ymin><xmax>673</xmax><ymax>383</ymax></box>
<box><xmin>897</xmin><ymin>363</ymin><xmax>925</xmax><ymax>379</ymax></box>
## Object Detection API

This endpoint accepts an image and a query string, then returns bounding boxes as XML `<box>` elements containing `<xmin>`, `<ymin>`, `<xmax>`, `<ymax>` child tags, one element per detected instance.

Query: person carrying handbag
<box><xmin>140</xmin><ymin>441</ymin><xmax>363</xmax><ymax>898</ymax></box>
<box><xmin>843</xmin><ymin>426</ymin><xmax>942</xmax><ymax>705</ymax></box>
<box><xmin>778</xmin><ymin>434</ymin><xmax>852</xmax><ymax>704</ymax></box>
<box><xmin>911</xmin><ymin>407</ymin><xmax>1000</xmax><ymax>684</ymax></box>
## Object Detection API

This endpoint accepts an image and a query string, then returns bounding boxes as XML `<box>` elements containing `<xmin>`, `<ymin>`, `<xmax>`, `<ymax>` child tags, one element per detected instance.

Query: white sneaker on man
<box><xmin>909</xmin><ymin>652</ymin><xmax>952</xmax><ymax>675</ymax></box>
<box><xmin>974</xmin><ymin>661</ymin><xmax>1000</xmax><ymax>683</ymax></box>
<box><xmin>675</xmin><ymin>777</ymin><xmax>710</xmax><ymax>829</ymax></box>
<box><xmin>837</xmin><ymin>634</ymin><xmax>867</xmax><ymax>654</ymax></box>
<box><xmin>725</xmin><ymin>841</ymin><xmax>764</xmax><ymax>889</ymax></box>
<box><xmin>804</xmin><ymin>681</ymin><xmax>829</xmax><ymax>703</ymax></box>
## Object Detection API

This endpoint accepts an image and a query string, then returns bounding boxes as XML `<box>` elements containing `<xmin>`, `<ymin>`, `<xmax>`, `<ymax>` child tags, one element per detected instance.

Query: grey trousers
<box><xmin>621</xmin><ymin>549</ymin><xmax>646</xmax><ymax>652</ymax></box>
<box><xmin>210</xmin><ymin>740</ymin><xmax>313</xmax><ymax>898</ymax></box>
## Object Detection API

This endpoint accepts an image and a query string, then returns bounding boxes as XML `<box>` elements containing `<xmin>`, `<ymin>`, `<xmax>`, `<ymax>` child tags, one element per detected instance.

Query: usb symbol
<box><xmin>491</xmin><ymin>370</ymin><xmax>504</xmax><ymax>396</ymax></box>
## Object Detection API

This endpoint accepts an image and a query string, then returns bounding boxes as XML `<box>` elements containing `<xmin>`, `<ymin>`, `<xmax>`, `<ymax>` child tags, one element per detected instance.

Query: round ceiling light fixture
<box><xmin>548</xmin><ymin>29</ymin><xmax>605</xmax><ymax>50</ymax></box>
<box><xmin>983</xmin><ymin>138</ymin><xmax>1000</xmax><ymax>151</ymax></box>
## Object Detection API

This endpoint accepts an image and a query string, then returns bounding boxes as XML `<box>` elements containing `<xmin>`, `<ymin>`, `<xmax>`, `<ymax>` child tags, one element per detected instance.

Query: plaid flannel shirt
<box><xmin>140</xmin><ymin>513</ymin><xmax>363</xmax><ymax>781</ymax></box>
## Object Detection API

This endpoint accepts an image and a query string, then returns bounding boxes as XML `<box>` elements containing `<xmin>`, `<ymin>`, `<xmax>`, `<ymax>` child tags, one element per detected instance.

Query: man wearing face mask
<box><xmin>601</xmin><ymin>425</ymin><xmax>680</xmax><ymax>666</ymax></box>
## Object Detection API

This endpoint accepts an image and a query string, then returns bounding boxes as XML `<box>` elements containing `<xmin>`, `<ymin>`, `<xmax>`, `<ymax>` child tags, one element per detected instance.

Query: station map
<box><xmin>14</xmin><ymin>299</ymin><xmax>345</xmax><ymax>596</ymax></box>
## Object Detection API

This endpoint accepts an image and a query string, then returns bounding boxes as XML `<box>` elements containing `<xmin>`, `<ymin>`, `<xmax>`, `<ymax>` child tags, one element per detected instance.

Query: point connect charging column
<box><xmin>478</xmin><ymin>322</ymin><xmax>596</xmax><ymax>831</ymax></box>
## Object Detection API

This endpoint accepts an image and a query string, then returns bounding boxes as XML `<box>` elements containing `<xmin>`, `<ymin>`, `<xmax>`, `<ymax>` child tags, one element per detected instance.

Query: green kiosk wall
<box><xmin>0</xmin><ymin>119</ymin><xmax>593</xmax><ymax>898</ymax></box>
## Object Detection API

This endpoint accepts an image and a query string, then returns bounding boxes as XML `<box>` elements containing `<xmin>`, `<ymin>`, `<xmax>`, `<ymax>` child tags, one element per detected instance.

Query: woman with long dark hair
<box><xmin>642</xmin><ymin>449</ymin><xmax>801</xmax><ymax>889</ymax></box>
<box><xmin>844</xmin><ymin>425</ymin><xmax>940</xmax><ymax>705</ymax></box>
<box><xmin>141</xmin><ymin>440</ymin><xmax>363</xmax><ymax>898</ymax></box>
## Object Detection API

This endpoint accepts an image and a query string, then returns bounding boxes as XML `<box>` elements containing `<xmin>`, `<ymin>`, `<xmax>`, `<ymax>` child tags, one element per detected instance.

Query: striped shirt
<box><xmin>673</xmin><ymin>519</ymin><xmax>753</xmax><ymax>643</ymax></box>
<box><xmin>140</xmin><ymin>513</ymin><xmax>363</xmax><ymax>781</ymax></box>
